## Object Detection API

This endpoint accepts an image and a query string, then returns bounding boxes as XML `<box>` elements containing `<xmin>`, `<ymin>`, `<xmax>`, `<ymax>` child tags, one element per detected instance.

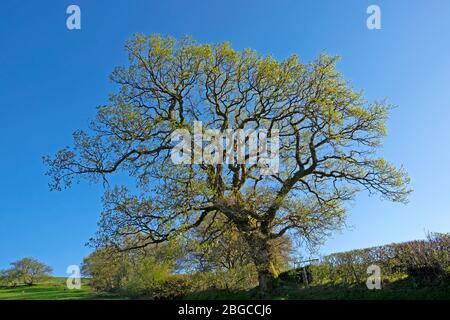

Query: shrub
<box><xmin>278</xmin><ymin>267</ymin><xmax>312</xmax><ymax>285</ymax></box>
<box><xmin>119</xmin><ymin>256</ymin><xmax>173</xmax><ymax>298</ymax></box>
<box><xmin>146</xmin><ymin>274</ymin><xmax>193</xmax><ymax>299</ymax></box>
<box><xmin>190</xmin><ymin>265</ymin><xmax>258</xmax><ymax>292</ymax></box>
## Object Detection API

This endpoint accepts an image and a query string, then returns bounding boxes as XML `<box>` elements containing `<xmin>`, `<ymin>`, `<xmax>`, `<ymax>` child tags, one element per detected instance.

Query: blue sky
<box><xmin>1</xmin><ymin>0</ymin><xmax>449</xmax><ymax>276</ymax></box>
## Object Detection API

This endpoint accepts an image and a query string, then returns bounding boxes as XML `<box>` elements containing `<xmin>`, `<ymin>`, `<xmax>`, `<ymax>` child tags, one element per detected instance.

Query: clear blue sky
<box><xmin>1</xmin><ymin>0</ymin><xmax>449</xmax><ymax>276</ymax></box>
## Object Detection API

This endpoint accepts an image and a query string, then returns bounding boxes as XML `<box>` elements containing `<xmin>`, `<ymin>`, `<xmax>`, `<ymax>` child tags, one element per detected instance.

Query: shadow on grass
<box><xmin>182</xmin><ymin>277</ymin><xmax>450</xmax><ymax>300</ymax></box>
<box><xmin>2</xmin><ymin>277</ymin><xmax>448</xmax><ymax>300</ymax></box>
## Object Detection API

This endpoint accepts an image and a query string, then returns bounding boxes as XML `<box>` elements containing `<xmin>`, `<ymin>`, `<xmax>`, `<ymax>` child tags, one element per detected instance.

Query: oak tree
<box><xmin>45</xmin><ymin>34</ymin><xmax>410</xmax><ymax>295</ymax></box>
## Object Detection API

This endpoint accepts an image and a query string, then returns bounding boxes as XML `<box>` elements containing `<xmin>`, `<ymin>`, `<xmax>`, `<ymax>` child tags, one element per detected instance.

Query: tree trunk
<box><xmin>245</xmin><ymin>234</ymin><xmax>276</xmax><ymax>298</ymax></box>
<box><xmin>257</xmin><ymin>269</ymin><xmax>275</xmax><ymax>297</ymax></box>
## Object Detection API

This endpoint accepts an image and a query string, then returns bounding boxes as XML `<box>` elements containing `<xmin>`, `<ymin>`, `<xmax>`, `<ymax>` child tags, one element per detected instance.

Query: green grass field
<box><xmin>1</xmin><ymin>276</ymin><xmax>448</xmax><ymax>300</ymax></box>
<box><xmin>0</xmin><ymin>278</ymin><xmax>125</xmax><ymax>300</ymax></box>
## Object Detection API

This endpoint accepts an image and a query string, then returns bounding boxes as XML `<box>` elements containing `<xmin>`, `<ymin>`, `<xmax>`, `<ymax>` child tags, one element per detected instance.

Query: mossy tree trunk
<box><xmin>245</xmin><ymin>233</ymin><xmax>277</xmax><ymax>297</ymax></box>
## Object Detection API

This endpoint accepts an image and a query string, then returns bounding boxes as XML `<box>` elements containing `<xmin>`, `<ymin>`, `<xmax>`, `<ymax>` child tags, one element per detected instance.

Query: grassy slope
<box><xmin>0</xmin><ymin>278</ymin><xmax>125</xmax><ymax>300</ymax></box>
<box><xmin>1</xmin><ymin>276</ymin><xmax>448</xmax><ymax>300</ymax></box>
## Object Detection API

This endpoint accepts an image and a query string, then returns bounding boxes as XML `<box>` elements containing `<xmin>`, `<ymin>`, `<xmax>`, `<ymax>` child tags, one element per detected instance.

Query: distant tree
<box><xmin>10</xmin><ymin>258</ymin><xmax>52</xmax><ymax>286</ymax></box>
<box><xmin>45</xmin><ymin>34</ymin><xmax>411</xmax><ymax>295</ymax></box>
<box><xmin>0</xmin><ymin>268</ymin><xmax>20</xmax><ymax>287</ymax></box>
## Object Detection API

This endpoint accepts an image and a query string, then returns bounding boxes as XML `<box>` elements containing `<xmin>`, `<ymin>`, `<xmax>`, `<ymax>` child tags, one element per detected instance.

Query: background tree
<box><xmin>81</xmin><ymin>248</ymin><xmax>128</xmax><ymax>291</ymax></box>
<box><xmin>0</xmin><ymin>268</ymin><xmax>20</xmax><ymax>288</ymax></box>
<box><xmin>45</xmin><ymin>34</ymin><xmax>410</xmax><ymax>295</ymax></box>
<box><xmin>82</xmin><ymin>240</ymin><xmax>181</xmax><ymax>294</ymax></box>
<box><xmin>9</xmin><ymin>258</ymin><xmax>52</xmax><ymax>286</ymax></box>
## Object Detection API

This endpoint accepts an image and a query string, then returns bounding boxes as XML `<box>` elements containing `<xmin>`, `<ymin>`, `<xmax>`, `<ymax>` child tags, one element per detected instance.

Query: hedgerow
<box><xmin>309</xmin><ymin>232</ymin><xmax>449</xmax><ymax>285</ymax></box>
